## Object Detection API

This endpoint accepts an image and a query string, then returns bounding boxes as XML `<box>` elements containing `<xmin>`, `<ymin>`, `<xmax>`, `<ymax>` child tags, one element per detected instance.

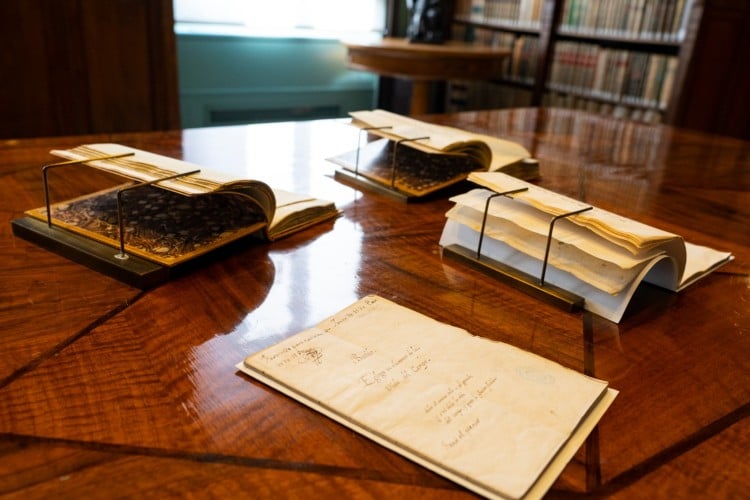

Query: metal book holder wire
<box><xmin>41</xmin><ymin>153</ymin><xmax>200</xmax><ymax>262</ymax></box>
<box><xmin>335</xmin><ymin>126</ymin><xmax>431</xmax><ymax>202</ymax></box>
<box><xmin>353</xmin><ymin>125</ymin><xmax>392</xmax><ymax>177</ymax></box>
<box><xmin>442</xmin><ymin>188</ymin><xmax>593</xmax><ymax>312</ymax></box>
<box><xmin>4</xmin><ymin>152</ymin><xmax>209</xmax><ymax>288</ymax></box>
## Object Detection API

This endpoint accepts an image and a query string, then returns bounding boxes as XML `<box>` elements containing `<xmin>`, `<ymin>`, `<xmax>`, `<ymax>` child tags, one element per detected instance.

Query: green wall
<box><xmin>176</xmin><ymin>32</ymin><xmax>379</xmax><ymax>128</ymax></box>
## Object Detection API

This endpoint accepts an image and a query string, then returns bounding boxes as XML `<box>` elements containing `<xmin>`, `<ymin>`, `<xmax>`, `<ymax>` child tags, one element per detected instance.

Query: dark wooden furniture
<box><xmin>1</xmin><ymin>108</ymin><xmax>748</xmax><ymax>497</ymax></box>
<box><xmin>343</xmin><ymin>37</ymin><xmax>510</xmax><ymax>114</ymax></box>
<box><xmin>672</xmin><ymin>0</ymin><xmax>750</xmax><ymax>139</ymax></box>
<box><xmin>0</xmin><ymin>0</ymin><xmax>179</xmax><ymax>139</ymax></box>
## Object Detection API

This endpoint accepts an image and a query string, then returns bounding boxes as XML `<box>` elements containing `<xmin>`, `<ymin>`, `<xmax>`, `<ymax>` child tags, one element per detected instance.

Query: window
<box><xmin>173</xmin><ymin>0</ymin><xmax>386</xmax><ymax>38</ymax></box>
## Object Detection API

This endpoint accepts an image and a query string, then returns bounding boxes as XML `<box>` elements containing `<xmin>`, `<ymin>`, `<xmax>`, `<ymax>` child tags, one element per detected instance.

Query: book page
<box><xmin>446</xmin><ymin>189</ymin><xmax>664</xmax><ymax>294</ymax></box>
<box><xmin>673</xmin><ymin>242</ymin><xmax>733</xmax><ymax>290</ymax></box>
<box><xmin>50</xmin><ymin>144</ymin><xmax>239</xmax><ymax>196</ymax></box>
<box><xmin>267</xmin><ymin>189</ymin><xmax>339</xmax><ymax>240</ymax></box>
<box><xmin>349</xmin><ymin>109</ymin><xmax>531</xmax><ymax>170</ymax></box>
<box><xmin>467</xmin><ymin>172</ymin><xmax>684</xmax><ymax>258</ymax></box>
<box><xmin>239</xmin><ymin>295</ymin><xmax>616</xmax><ymax>499</ymax></box>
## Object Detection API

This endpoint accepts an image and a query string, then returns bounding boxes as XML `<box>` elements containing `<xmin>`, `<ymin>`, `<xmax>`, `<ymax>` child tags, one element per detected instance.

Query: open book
<box><xmin>329</xmin><ymin>109</ymin><xmax>537</xmax><ymax>199</ymax></box>
<box><xmin>12</xmin><ymin>144</ymin><xmax>338</xmax><ymax>285</ymax></box>
<box><xmin>440</xmin><ymin>172</ymin><xmax>734</xmax><ymax>323</ymax></box>
<box><xmin>238</xmin><ymin>295</ymin><xmax>617</xmax><ymax>500</ymax></box>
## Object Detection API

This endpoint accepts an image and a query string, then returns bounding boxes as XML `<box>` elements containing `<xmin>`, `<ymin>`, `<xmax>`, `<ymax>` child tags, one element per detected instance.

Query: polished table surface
<box><xmin>1</xmin><ymin>108</ymin><xmax>748</xmax><ymax>498</ymax></box>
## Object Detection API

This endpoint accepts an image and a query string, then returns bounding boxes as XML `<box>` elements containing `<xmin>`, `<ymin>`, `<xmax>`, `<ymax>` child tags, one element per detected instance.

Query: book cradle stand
<box><xmin>10</xmin><ymin>154</ymin><xmax>201</xmax><ymax>288</ymax></box>
<box><xmin>442</xmin><ymin>188</ymin><xmax>593</xmax><ymax>312</ymax></box>
<box><xmin>334</xmin><ymin>126</ymin><xmax>435</xmax><ymax>203</ymax></box>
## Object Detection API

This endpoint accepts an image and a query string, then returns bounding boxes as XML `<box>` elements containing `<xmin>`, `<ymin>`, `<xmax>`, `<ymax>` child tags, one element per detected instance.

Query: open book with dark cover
<box><xmin>329</xmin><ymin>109</ymin><xmax>537</xmax><ymax>199</ymax></box>
<box><xmin>11</xmin><ymin>144</ymin><xmax>339</xmax><ymax>287</ymax></box>
<box><xmin>440</xmin><ymin>172</ymin><xmax>734</xmax><ymax>323</ymax></box>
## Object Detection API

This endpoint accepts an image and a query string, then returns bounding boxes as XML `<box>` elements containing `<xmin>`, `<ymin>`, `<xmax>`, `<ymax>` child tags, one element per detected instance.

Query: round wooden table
<box><xmin>343</xmin><ymin>37</ymin><xmax>511</xmax><ymax>114</ymax></box>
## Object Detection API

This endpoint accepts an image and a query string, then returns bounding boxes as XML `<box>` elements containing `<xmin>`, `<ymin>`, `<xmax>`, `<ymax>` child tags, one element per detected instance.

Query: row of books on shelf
<box><xmin>454</xmin><ymin>0</ymin><xmax>545</xmax><ymax>28</ymax></box>
<box><xmin>482</xmin><ymin>32</ymin><xmax>539</xmax><ymax>85</ymax></box>
<box><xmin>454</xmin><ymin>0</ymin><xmax>693</xmax><ymax>43</ymax></box>
<box><xmin>446</xmin><ymin>79</ymin><xmax>658</xmax><ymax>127</ymax></box>
<box><xmin>550</xmin><ymin>42</ymin><xmax>678</xmax><ymax>109</ymax></box>
<box><xmin>451</xmin><ymin>25</ymin><xmax>540</xmax><ymax>85</ymax></box>
<box><xmin>508</xmin><ymin>35</ymin><xmax>540</xmax><ymax>84</ymax></box>
<box><xmin>444</xmin><ymin>49</ymin><xmax>672</xmax><ymax>122</ymax></box>
<box><xmin>559</xmin><ymin>0</ymin><xmax>693</xmax><ymax>42</ymax></box>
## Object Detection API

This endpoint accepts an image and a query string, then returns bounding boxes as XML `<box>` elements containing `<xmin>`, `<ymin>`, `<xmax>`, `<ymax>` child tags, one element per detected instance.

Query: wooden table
<box><xmin>1</xmin><ymin>108</ymin><xmax>748</xmax><ymax>498</ymax></box>
<box><xmin>343</xmin><ymin>37</ymin><xmax>510</xmax><ymax>114</ymax></box>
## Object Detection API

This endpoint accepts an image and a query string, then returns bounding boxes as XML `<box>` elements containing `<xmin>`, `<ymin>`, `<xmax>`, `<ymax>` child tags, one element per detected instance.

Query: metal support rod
<box><xmin>390</xmin><ymin>136</ymin><xmax>429</xmax><ymax>189</ymax></box>
<box><xmin>114</xmin><ymin>169</ymin><xmax>201</xmax><ymax>260</ymax></box>
<box><xmin>42</xmin><ymin>152</ymin><xmax>135</xmax><ymax>227</ymax></box>
<box><xmin>355</xmin><ymin>126</ymin><xmax>392</xmax><ymax>175</ymax></box>
<box><xmin>539</xmin><ymin>206</ymin><xmax>593</xmax><ymax>286</ymax></box>
<box><xmin>476</xmin><ymin>188</ymin><xmax>528</xmax><ymax>259</ymax></box>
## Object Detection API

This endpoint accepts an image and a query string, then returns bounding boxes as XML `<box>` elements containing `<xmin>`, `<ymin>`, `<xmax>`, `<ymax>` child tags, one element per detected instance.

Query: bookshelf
<box><xmin>447</xmin><ymin>0</ymin><xmax>702</xmax><ymax>125</ymax></box>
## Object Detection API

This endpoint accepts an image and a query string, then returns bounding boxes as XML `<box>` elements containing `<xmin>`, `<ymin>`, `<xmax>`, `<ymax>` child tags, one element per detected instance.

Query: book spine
<box><xmin>590</xmin><ymin>47</ymin><xmax>608</xmax><ymax>98</ymax></box>
<box><xmin>615</xmin><ymin>0</ymin><xmax>630</xmax><ymax>38</ymax></box>
<box><xmin>471</xmin><ymin>0</ymin><xmax>486</xmax><ymax>22</ymax></box>
<box><xmin>639</xmin><ymin>0</ymin><xmax>655</xmax><ymax>39</ymax></box>
<box><xmin>628</xmin><ymin>0</ymin><xmax>646</xmax><ymax>39</ymax></box>
<box><xmin>585</xmin><ymin>0</ymin><xmax>601</xmax><ymax>34</ymax></box>
<box><xmin>672</xmin><ymin>0</ymin><xmax>690</xmax><ymax>41</ymax></box>
<box><xmin>660</xmin><ymin>0</ymin><xmax>676</xmax><ymax>40</ymax></box>
<box><xmin>659</xmin><ymin>56</ymin><xmax>679</xmax><ymax>109</ymax></box>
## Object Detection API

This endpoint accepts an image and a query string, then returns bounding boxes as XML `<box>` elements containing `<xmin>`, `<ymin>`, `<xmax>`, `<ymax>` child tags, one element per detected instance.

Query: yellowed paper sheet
<box><xmin>238</xmin><ymin>295</ymin><xmax>616</xmax><ymax>499</ymax></box>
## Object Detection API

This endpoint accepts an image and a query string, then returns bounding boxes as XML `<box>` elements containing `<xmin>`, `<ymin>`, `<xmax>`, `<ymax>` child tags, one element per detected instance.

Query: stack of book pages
<box><xmin>440</xmin><ymin>172</ymin><xmax>733</xmax><ymax>322</ymax></box>
<box><xmin>329</xmin><ymin>110</ymin><xmax>537</xmax><ymax>199</ymax></box>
